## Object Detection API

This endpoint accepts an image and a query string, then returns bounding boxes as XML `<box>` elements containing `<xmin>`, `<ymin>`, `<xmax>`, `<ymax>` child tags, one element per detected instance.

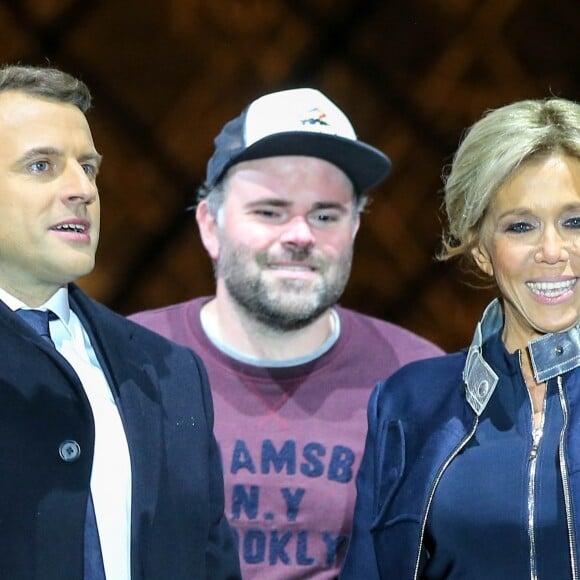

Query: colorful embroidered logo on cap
<box><xmin>300</xmin><ymin>107</ymin><xmax>329</xmax><ymax>126</ymax></box>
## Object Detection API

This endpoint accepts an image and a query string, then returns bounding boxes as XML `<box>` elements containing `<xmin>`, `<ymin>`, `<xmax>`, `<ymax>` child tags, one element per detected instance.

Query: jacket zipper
<box><xmin>412</xmin><ymin>418</ymin><xmax>479</xmax><ymax>580</ymax></box>
<box><xmin>528</xmin><ymin>416</ymin><xmax>545</xmax><ymax>580</ymax></box>
<box><xmin>523</xmin><ymin>350</ymin><xmax>546</xmax><ymax>580</ymax></box>
<box><xmin>557</xmin><ymin>376</ymin><xmax>579</xmax><ymax>580</ymax></box>
<box><xmin>525</xmin><ymin>373</ymin><xmax>578</xmax><ymax>580</ymax></box>
<box><xmin>411</xmin><ymin>375</ymin><xmax>578</xmax><ymax>579</ymax></box>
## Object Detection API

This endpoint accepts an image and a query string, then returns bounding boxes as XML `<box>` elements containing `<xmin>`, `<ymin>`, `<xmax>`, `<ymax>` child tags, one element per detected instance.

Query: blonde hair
<box><xmin>440</xmin><ymin>97</ymin><xmax>580</xmax><ymax>269</ymax></box>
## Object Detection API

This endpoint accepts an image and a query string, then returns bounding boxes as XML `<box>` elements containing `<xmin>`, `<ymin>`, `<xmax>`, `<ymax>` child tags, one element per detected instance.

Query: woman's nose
<box><xmin>535</xmin><ymin>227</ymin><xmax>569</xmax><ymax>264</ymax></box>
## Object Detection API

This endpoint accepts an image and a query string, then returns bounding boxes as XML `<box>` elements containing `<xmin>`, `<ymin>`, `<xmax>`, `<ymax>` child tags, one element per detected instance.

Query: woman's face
<box><xmin>473</xmin><ymin>153</ymin><xmax>580</xmax><ymax>352</ymax></box>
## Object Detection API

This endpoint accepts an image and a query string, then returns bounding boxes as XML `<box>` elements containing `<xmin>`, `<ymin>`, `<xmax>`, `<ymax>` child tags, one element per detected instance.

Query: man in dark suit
<box><xmin>0</xmin><ymin>64</ymin><xmax>240</xmax><ymax>579</ymax></box>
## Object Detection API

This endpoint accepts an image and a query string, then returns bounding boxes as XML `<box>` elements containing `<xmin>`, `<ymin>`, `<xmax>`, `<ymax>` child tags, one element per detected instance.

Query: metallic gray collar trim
<box><xmin>528</xmin><ymin>326</ymin><xmax>580</xmax><ymax>382</ymax></box>
<box><xmin>464</xmin><ymin>344</ymin><xmax>499</xmax><ymax>416</ymax></box>
<box><xmin>463</xmin><ymin>298</ymin><xmax>580</xmax><ymax>414</ymax></box>
<box><xmin>463</xmin><ymin>299</ymin><xmax>500</xmax><ymax>416</ymax></box>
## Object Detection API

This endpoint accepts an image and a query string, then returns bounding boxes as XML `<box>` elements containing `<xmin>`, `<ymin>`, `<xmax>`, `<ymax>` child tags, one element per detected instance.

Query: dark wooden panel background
<box><xmin>1</xmin><ymin>0</ymin><xmax>578</xmax><ymax>351</ymax></box>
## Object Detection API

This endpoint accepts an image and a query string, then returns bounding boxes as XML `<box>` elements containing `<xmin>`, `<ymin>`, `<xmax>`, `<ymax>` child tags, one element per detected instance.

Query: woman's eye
<box><xmin>564</xmin><ymin>216</ymin><xmax>580</xmax><ymax>229</ymax></box>
<box><xmin>505</xmin><ymin>221</ymin><xmax>533</xmax><ymax>233</ymax></box>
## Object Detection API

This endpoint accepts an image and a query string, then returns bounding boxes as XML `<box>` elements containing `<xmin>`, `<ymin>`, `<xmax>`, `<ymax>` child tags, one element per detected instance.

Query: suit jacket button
<box><xmin>59</xmin><ymin>440</ymin><xmax>81</xmax><ymax>462</ymax></box>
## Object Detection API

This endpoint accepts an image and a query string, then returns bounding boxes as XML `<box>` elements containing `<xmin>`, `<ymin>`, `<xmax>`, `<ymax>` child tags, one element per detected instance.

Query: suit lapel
<box><xmin>0</xmin><ymin>299</ymin><xmax>90</xmax><ymax>399</ymax></box>
<box><xmin>68</xmin><ymin>285</ymin><xmax>163</xmax><ymax>569</ymax></box>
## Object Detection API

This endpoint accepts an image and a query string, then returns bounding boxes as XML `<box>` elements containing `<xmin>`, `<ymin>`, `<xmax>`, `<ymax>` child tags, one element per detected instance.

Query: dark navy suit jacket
<box><xmin>0</xmin><ymin>284</ymin><xmax>240</xmax><ymax>579</ymax></box>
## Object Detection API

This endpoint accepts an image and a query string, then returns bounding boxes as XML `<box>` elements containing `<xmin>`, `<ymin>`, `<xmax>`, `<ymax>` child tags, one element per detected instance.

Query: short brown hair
<box><xmin>0</xmin><ymin>64</ymin><xmax>92</xmax><ymax>112</ymax></box>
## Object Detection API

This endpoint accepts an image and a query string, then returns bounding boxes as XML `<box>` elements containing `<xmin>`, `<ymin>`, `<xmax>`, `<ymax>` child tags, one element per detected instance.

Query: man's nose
<box><xmin>60</xmin><ymin>161</ymin><xmax>98</xmax><ymax>204</ymax></box>
<box><xmin>279</xmin><ymin>216</ymin><xmax>316</xmax><ymax>247</ymax></box>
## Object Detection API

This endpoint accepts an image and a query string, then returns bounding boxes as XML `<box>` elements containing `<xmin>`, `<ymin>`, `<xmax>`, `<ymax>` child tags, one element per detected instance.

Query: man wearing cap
<box><xmin>130</xmin><ymin>88</ymin><xmax>443</xmax><ymax>578</ymax></box>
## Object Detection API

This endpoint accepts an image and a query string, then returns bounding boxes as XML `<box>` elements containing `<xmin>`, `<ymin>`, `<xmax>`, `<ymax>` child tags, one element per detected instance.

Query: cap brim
<box><xmin>220</xmin><ymin>132</ymin><xmax>392</xmax><ymax>194</ymax></box>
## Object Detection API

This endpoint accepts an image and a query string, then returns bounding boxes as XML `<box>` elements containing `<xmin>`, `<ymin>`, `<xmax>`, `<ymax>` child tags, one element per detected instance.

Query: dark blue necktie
<box><xmin>84</xmin><ymin>494</ymin><xmax>106</xmax><ymax>579</ymax></box>
<box><xmin>17</xmin><ymin>308</ymin><xmax>54</xmax><ymax>344</ymax></box>
<box><xmin>16</xmin><ymin>309</ymin><xmax>106</xmax><ymax>579</ymax></box>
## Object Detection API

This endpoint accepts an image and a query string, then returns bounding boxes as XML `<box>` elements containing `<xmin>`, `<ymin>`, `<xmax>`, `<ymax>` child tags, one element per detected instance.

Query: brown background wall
<box><xmin>1</xmin><ymin>0</ymin><xmax>578</xmax><ymax>352</ymax></box>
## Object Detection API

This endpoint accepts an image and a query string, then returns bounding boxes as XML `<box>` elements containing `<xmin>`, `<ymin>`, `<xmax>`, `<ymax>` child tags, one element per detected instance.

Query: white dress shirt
<box><xmin>1</xmin><ymin>286</ymin><xmax>132</xmax><ymax>580</ymax></box>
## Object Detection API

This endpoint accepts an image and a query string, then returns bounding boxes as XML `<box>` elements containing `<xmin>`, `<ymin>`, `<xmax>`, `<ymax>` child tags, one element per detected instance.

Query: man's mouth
<box><xmin>53</xmin><ymin>223</ymin><xmax>88</xmax><ymax>233</ymax></box>
<box><xmin>268</xmin><ymin>263</ymin><xmax>316</xmax><ymax>271</ymax></box>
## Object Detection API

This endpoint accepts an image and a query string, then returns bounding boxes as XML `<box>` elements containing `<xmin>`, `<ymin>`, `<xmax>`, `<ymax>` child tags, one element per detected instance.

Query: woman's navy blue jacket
<box><xmin>341</xmin><ymin>299</ymin><xmax>580</xmax><ymax>579</ymax></box>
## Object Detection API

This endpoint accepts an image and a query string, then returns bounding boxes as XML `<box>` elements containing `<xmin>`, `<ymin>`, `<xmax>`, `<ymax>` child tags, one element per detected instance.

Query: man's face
<box><xmin>0</xmin><ymin>91</ymin><xmax>101</xmax><ymax>304</ymax></box>
<box><xmin>199</xmin><ymin>155</ymin><xmax>360</xmax><ymax>330</ymax></box>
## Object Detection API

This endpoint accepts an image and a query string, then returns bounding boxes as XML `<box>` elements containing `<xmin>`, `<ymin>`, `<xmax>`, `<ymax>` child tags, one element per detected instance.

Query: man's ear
<box><xmin>471</xmin><ymin>244</ymin><xmax>494</xmax><ymax>277</ymax></box>
<box><xmin>196</xmin><ymin>201</ymin><xmax>220</xmax><ymax>260</ymax></box>
<box><xmin>352</xmin><ymin>212</ymin><xmax>360</xmax><ymax>240</ymax></box>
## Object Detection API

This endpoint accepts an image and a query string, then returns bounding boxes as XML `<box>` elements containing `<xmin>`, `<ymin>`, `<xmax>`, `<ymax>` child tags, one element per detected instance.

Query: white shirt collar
<box><xmin>0</xmin><ymin>285</ymin><xmax>70</xmax><ymax>321</ymax></box>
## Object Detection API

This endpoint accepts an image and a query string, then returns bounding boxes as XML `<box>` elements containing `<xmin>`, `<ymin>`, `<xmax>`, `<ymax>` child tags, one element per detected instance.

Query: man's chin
<box><xmin>260</xmin><ymin>296</ymin><xmax>328</xmax><ymax>327</ymax></box>
<box><xmin>266</xmin><ymin>288</ymin><xmax>319</xmax><ymax>309</ymax></box>
<box><xmin>59</xmin><ymin>262</ymin><xmax>96</xmax><ymax>284</ymax></box>
<box><xmin>271</xmin><ymin>277</ymin><xmax>318</xmax><ymax>293</ymax></box>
